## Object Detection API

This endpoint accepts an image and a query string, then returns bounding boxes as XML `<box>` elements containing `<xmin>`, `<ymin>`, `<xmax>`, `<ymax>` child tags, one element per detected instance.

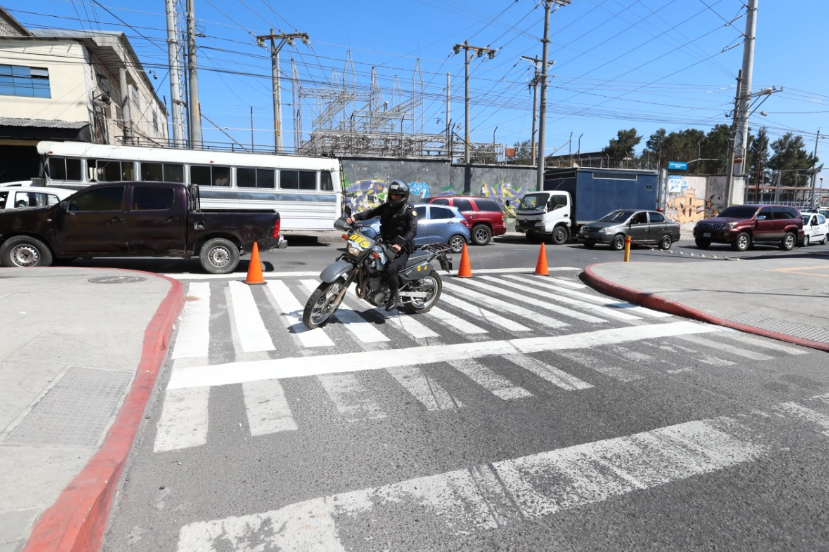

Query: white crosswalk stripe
<box><xmin>481</xmin><ymin>276</ymin><xmax>639</xmax><ymax>322</ymax></box>
<box><xmin>299</xmin><ymin>280</ymin><xmax>390</xmax><ymax>343</ymax></box>
<box><xmin>442</xmin><ymin>281</ymin><xmax>569</xmax><ymax>328</ymax></box>
<box><xmin>266</xmin><ymin>280</ymin><xmax>334</xmax><ymax>348</ymax></box>
<box><xmin>171</xmin><ymin>282</ymin><xmax>211</xmax><ymax>360</ymax></box>
<box><xmin>150</xmin><ymin>274</ymin><xmax>812</xmax><ymax>454</ymax></box>
<box><xmin>228</xmin><ymin>281</ymin><xmax>275</xmax><ymax>352</ymax></box>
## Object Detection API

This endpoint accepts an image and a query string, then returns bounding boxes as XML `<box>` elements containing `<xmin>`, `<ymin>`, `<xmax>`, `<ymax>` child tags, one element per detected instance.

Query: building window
<box><xmin>0</xmin><ymin>65</ymin><xmax>51</xmax><ymax>98</ymax></box>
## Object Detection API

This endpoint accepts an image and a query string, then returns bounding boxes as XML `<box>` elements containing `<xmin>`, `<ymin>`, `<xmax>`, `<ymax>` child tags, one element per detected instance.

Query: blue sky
<box><xmin>6</xmin><ymin>0</ymin><xmax>828</xmax><ymax>185</ymax></box>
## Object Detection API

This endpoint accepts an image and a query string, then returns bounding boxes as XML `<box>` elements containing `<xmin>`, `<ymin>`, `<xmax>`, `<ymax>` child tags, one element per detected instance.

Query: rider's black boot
<box><xmin>385</xmin><ymin>291</ymin><xmax>401</xmax><ymax>312</ymax></box>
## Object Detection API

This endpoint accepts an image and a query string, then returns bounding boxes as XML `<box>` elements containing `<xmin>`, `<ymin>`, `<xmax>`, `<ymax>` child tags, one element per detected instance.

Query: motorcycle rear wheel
<box><xmin>303</xmin><ymin>278</ymin><xmax>346</xmax><ymax>329</ymax></box>
<box><xmin>403</xmin><ymin>270</ymin><xmax>442</xmax><ymax>314</ymax></box>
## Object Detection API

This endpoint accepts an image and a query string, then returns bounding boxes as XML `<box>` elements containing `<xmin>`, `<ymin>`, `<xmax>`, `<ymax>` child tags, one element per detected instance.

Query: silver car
<box><xmin>579</xmin><ymin>209</ymin><xmax>681</xmax><ymax>250</ymax></box>
<box><xmin>363</xmin><ymin>204</ymin><xmax>471</xmax><ymax>254</ymax></box>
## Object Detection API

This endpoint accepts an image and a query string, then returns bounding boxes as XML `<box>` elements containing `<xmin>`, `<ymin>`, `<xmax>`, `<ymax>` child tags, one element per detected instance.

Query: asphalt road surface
<box><xmin>100</xmin><ymin>238</ymin><xmax>829</xmax><ymax>551</ymax></box>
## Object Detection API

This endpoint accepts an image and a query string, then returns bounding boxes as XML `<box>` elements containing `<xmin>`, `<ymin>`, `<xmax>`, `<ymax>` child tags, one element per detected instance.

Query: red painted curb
<box><xmin>21</xmin><ymin>271</ymin><xmax>184</xmax><ymax>552</ymax></box>
<box><xmin>583</xmin><ymin>262</ymin><xmax>829</xmax><ymax>353</ymax></box>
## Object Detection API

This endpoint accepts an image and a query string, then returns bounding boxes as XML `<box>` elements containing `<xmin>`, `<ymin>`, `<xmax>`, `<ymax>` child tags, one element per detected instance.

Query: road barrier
<box><xmin>534</xmin><ymin>243</ymin><xmax>549</xmax><ymax>276</ymax></box>
<box><xmin>457</xmin><ymin>243</ymin><xmax>472</xmax><ymax>278</ymax></box>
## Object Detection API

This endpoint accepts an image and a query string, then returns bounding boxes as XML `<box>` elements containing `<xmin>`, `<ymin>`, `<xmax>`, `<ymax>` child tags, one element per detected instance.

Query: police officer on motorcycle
<box><xmin>346</xmin><ymin>180</ymin><xmax>417</xmax><ymax>311</ymax></box>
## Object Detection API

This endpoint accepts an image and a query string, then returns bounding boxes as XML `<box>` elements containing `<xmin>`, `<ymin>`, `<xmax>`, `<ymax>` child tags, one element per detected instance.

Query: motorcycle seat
<box><xmin>405</xmin><ymin>250</ymin><xmax>431</xmax><ymax>267</ymax></box>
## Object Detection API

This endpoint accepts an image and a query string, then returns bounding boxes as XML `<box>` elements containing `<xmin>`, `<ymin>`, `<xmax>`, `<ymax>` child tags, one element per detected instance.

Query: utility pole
<box><xmin>732</xmin><ymin>0</ymin><xmax>758</xmax><ymax>189</ymax></box>
<box><xmin>725</xmin><ymin>71</ymin><xmax>742</xmax><ymax>208</ymax></box>
<box><xmin>536</xmin><ymin>0</ymin><xmax>570</xmax><ymax>192</ymax></box>
<box><xmin>521</xmin><ymin>55</ymin><xmax>552</xmax><ymax>166</ymax></box>
<box><xmin>185</xmin><ymin>0</ymin><xmax>201</xmax><ymax>149</ymax></box>
<box><xmin>810</xmin><ymin>129</ymin><xmax>820</xmax><ymax>207</ymax></box>
<box><xmin>446</xmin><ymin>72</ymin><xmax>451</xmax><ymax>159</ymax></box>
<box><xmin>164</xmin><ymin>0</ymin><xmax>185</xmax><ymax>147</ymax></box>
<box><xmin>453</xmin><ymin>41</ymin><xmax>496</xmax><ymax>165</ymax></box>
<box><xmin>256</xmin><ymin>30</ymin><xmax>309</xmax><ymax>154</ymax></box>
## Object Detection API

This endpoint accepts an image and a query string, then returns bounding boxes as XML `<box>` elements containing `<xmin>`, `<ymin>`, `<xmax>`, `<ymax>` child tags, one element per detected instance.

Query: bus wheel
<box><xmin>200</xmin><ymin>238</ymin><xmax>240</xmax><ymax>274</ymax></box>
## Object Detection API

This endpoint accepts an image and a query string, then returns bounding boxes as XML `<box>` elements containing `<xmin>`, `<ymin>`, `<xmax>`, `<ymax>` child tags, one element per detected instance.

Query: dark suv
<box><xmin>693</xmin><ymin>204</ymin><xmax>804</xmax><ymax>251</ymax></box>
<box><xmin>419</xmin><ymin>196</ymin><xmax>506</xmax><ymax>245</ymax></box>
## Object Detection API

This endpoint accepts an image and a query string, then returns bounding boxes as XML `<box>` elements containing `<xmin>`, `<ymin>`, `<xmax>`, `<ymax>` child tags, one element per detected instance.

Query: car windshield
<box><xmin>717</xmin><ymin>206</ymin><xmax>759</xmax><ymax>218</ymax></box>
<box><xmin>598</xmin><ymin>210</ymin><xmax>635</xmax><ymax>222</ymax></box>
<box><xmin>801</xmin><ymin>215</ymin><xmax>812</xmax><ymax>223</ymax></box>
<box><xmin>518</xmin><ymin>193</ymin><xmax>549</xmax><ymax>209</ymax></box>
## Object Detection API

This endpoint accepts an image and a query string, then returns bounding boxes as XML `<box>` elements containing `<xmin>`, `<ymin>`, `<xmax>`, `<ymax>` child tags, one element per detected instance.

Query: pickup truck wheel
<box><xmin>0</xmin><ymin>236</ymin><xmax>53</xmax><ymax>267</ymax></box>
<box><xmin>611</xmin><ymin>234</ymin><xmax>626</xmax><ymax>251</ymax></box>
<box><xmin>731</xmin><ymin>232</ymin><xmax>750</xmax><ymax>252</ymax></box>
<box><xmin>471</xmin><ymin>224</ymin><xmax>492</xmax><ymax>246</ymax></box>
<box><xmin>551</xmin><ymin>226</ymin><xmax>569</xmax><ymax>245</ymax></box>
<box><xmin>780</xmin><ymin>232</ymin><xmax>796</xmax><ymax>251</ymax></box>
<box><xmin>200</xmin><ymin>238</ymin><xmax>240</xmax><ymax>274</ymax></box>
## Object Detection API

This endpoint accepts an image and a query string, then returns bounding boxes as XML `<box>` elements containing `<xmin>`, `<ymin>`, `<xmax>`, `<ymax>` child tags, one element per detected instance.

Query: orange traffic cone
<box><xmin>245</xmin><ymin>242</ymin><xmax>265</xmax><ymax>285</ymax></box>
<box><xmin>457</xmin><ymin>243</ymin><xmax>472</xmax><ymax>278</ymax></box>
<box><xmin>534</xmin><ymin>243</ymin><xmax>549</xmax><ymax>276</ymax></box>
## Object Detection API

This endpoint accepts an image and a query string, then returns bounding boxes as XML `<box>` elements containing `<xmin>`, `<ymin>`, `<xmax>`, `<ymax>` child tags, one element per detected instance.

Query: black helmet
<box><xmin>386</xmin><ymin>180</ymin><xmax>410</xmax><ymax>207</ymax></box>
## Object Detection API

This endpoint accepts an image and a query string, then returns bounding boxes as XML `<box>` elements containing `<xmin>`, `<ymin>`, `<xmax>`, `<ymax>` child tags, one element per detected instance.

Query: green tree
<box><xmin>602</xmin><ymin>128</ymin><xmax>642</xmax><ymax>165</ymax></box>
<box><xmin>747</xmin><ymin>127</ymin><xmax>771</xmax><ymax>189</ymax></box>
<box><xmin>767</xmin><ymin>132</ymin><xmax>819</xmax><ymax>187</ymax></box>
<box><xmin>700</xmin><ymin>124</ymin><xmax>730</xmax><ymax>174</ymax></box>
<box><xmin>510</xmin><ymin>139</ymin><xmax>534</xmax><ymax>165</ymax></box>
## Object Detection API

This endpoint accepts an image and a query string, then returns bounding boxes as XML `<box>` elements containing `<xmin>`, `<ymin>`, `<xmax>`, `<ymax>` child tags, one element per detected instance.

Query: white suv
<box><xmin>800</xmin><ymin>212</ymin><xmax>829</xmax><ymax>246</ymax></box>
<box><xmin>0</xmin><ymin>186</ymin><xmax>75</xmax><ymax>210</ymax></box>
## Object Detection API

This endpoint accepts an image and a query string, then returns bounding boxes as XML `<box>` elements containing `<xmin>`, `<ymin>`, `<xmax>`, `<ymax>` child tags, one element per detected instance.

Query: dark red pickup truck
<box><xmin>0</xmin><ymin>181</ymin><xmax>286</xmax><ymax>273</ymax></box>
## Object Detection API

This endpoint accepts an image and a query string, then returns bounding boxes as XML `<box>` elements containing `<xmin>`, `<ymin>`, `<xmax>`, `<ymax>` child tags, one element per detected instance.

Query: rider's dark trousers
<box><xmin>386</xmin><ymin>250</ymin><xmax>409</xmax><ymax>298</ymax></box>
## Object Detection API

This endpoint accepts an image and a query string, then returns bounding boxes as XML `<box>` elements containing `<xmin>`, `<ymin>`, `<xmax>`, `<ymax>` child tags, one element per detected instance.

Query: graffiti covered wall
<box><xmin>341</xmin><ymin>157</ymin><xmax>536</xmax><ymax>215</ymax></box>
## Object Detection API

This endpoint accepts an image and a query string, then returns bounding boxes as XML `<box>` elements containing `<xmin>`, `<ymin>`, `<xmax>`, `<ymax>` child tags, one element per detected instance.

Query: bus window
<box><xmin>190</xmin><ymin>165</ymin><xmax>230</xmax><ymax>186</ymax></box>
<box><xmin>237</xmin><ymin>168</ymin><xmax>256</xmax><ymax>188</ymax></box>
<box><xmin>48</xmin><ymin>157</ymin><xmax>81</xmax><ymax>181</ymax></box>
<box><xmin>165</xmin><ymin>164</ymin><xmax>184</xmax><ymax>183</ymax></box>
<box><xmin>320</xmin><ymin>171</ymin><xmax>333</xmax><ymax>191</ymax></box>
<box><xmin>141</xmin><ymin>162</ymin><xmax>163</xmax><ymax>182</ymax></box>
<box><xmin>96</xmin><ymin>159</ymin><xmax>133</xmax><ymax>182</ymax></box>
<box><xmin>299</xmin><ymin>170</ymin><xmax>316</xmax><ymax>190</ymax></box>
<box><xmin>280</xmin><ymin>170</ymin><xmax>298</xmax><ymax>189</ymax></box>
<box><xmin>257</xmin><ymin>169</ymin><xmax>275</xmax><ymax>188</ymax></box>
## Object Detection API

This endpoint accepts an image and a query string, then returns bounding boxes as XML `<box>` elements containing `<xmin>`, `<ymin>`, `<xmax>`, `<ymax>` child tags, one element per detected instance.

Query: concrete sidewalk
<box><xmin>0</xmin><ymin>268</ymin><xmax>181</xmax><ymax>552</ymax></box>
<box><xmin>583</xmin><ymin>253</ymin><xmax>829</xmax><ymax>352</ymax></box>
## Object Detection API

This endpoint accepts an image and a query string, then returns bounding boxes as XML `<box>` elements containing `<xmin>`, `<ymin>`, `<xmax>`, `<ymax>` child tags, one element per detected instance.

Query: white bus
<box><xmin>35</xmin><ymin>141</ymin><xmax>343</xmax><ymax>231</ymax></box>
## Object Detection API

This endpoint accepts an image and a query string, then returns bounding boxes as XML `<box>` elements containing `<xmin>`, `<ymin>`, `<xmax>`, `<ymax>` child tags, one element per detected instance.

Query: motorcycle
<box><xmin>302</xmin><ymin>217</ymin><xmax>453</xmax><ymax>329</ymax></box>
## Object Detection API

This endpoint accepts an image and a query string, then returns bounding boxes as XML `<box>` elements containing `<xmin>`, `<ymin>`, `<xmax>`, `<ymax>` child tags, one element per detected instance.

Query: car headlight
<box><xmin>598</xmin><ymin>228</ymin><xmax>610</xmax><ymax>233</ymax></box>
<box><xmin>727</xmin><ymin>222</ymin><xmax>738</xmax><ymax>229</ymax></box>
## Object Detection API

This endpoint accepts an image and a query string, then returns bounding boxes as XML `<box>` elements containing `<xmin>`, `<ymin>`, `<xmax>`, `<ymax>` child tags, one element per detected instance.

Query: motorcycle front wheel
<box><xmin>403</xmin><ymin>270</ymin><xmax>442</xmax><ymax>314</ymax></box>
<box><xmin>303</xmin><ymin>278</ymin><xmax>346</xmax><ymax>329</ymax></box>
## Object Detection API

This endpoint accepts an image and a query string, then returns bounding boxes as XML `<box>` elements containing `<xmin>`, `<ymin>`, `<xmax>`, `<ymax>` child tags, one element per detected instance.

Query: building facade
<box><xmin>0</xmin><ymin>8</ymin><xmax>168</xmax><ymax>181</ymax></box>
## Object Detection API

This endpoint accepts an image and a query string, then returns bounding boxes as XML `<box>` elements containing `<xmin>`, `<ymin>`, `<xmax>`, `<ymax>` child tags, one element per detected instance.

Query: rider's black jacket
<box><xmin>353</xmin><ymin>203</ymin><xmax>418</xmax><ymax>253</ymax></box>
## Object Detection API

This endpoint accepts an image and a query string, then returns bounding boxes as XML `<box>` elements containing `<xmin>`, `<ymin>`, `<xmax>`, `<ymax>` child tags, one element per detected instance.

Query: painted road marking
<box><xmin>166</xmin><ymin>322</ymin><xmax>723</xmax><ymax>390</ymax></box>
<box><xmin>442</xmin><ymin>281</ymin><xmax>569</xmax><ymax>328</ymax></box>
<box><xmin>426</xmin><ymin>306</ymin><xmax>488</xmax><ymax>335</ymax></box>
<box><xmin>317</xmin><ymin>373</ymin><xmax>387</xmax><ymax>422</ymax></box>
<box><xmin>439</xmin><ymin>294</ymin><xmax>531</xmax><ymax>332</ymax></box>
<box><xmin>374</xmin><ymin>307</ymin><xmax>439</xmax><ymax>339</ymax></box>
<box><xmin>266</xmin><ymin>280</ymin><xmax>334</xmax><ymax>348</ymax></box>
<box><xmin>484</xmin><ymin>275</ymin><xmax>639</xmax><ymax>322</ymax></box>
<box><xmin>165</xmin><ymin>267</ymin><xmax>583</xmax><ymax>280</ymax></box>
<box><xmin>228</xmin><ymin>282</ymin><xmax>275</xmax><ymax>352</ymax></box>
<box><xmin>242</xmin><ymin>379</ymin><xmax>297</xmax><ymax>436</ymax></box>
<box><xmin>171</xmin><ymin>282</ymin><xmax>211</xmax><ymax>360</ymax></box>
<box><xmin>448</xmin><ymin>359</ymin><xmax>533</xmax><ymax>400</ymax></box>
<box><xmin>154</xmin><ymin>386</ymin><xmax>210</xmax><ymax>453</ymax></box>
<box><xmin>715</xmin><ymin>331</ymin><xmax>808</xmax><ymax>355</ymax></box>
<box><xmin>504</xmin><ymin>354</ymin><xmax>593</xmax><ymax>390</ymax></box>
<box><xmin>775</xmin><ymin>402</ymin><xmax>829</xmax><ymax>436</ymax></box>
<box><xmin>299</xmin><ymin>280</ymin><xmax>389</xmax><ymax>344</ymax></box>
<box><xmin>678</xmin><ymin>334</ymin><xmax>774</xmax><ymax>361</ymax></box>
<box><xmin>386</xmin><ymin>366</ymin><xmax>462</xmax><ymax>411</ymax></box>
<box><xmin>504</xmin><ymin>274</ymin><xmax>672</xmax><ymax>318</ymax></box>
<box><xmin>557</xmin><ymin>351</ymin><xmax>644</xmax><ymax>383</ymax></box>
<box><xmin>462</xmin><ymin>277</ymin><xmax>610</xmax><ymax>323</ymax></box>
<box><xmin>176</xmin><ymin>417</ymin><xmax>766</xmax><ymax>551</ymax></box>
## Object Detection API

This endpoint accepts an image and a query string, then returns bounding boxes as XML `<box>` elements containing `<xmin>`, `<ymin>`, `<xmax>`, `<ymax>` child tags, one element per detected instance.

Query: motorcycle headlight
<box><xmin>346</xmin><ymin>243</ymin><xmax>362</xmax><ymax>257</ymax></box>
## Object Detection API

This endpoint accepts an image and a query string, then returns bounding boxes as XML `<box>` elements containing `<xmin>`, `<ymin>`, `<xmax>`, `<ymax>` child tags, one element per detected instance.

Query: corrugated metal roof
<box><xmin>29</xmin><ymin>29</ymin><xmax>121</xmax><ymax>39</ymax></box>
<box><xmin>0</xmin><ymin>118</ymin><xmax>88</xmax><ymax>129</ymax></box>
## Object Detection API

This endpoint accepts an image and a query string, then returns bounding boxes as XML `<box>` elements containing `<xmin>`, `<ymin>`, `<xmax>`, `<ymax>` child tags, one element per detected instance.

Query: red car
<box><xmin>693</xmin><ymin>204</ymin><xmax>804</xmax><ymax>251</ymax></box>
<box><xmin>419</xmin><ymin>196</ymin><xmax>506</xmax><ymax>245</ymax></box>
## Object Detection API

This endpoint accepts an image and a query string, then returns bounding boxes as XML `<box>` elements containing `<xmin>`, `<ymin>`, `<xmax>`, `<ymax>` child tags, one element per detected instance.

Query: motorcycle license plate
<box><xmin>703</xmin><ymin>232</ymin><xmax>711</xmax><ymax>237</ymax></box>
<box><xmin>349</xmin><ymin>233</ymin><xmax>370</xmax><ymax>248</ymax></box>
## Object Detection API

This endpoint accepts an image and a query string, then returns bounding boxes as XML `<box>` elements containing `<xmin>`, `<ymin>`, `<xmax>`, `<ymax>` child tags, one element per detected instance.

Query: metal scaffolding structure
<box><xmin>296</xmin><ymin>52</ymin><xmax>503</xmax><ymax>162</ymax></box>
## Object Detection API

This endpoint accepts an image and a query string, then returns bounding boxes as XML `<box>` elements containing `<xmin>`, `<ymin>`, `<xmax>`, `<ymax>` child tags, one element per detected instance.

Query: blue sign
<box><xmin>668</xmin><ymin>161</ymin><xmax>688</xmax><ymax>170</ymax></box>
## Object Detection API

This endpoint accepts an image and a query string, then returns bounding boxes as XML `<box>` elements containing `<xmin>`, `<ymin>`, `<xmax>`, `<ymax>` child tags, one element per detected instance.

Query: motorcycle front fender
<box><xmin>320</xmin><ymin>259</ymin><xmax>354</xmax><ymax>283</ymax></box>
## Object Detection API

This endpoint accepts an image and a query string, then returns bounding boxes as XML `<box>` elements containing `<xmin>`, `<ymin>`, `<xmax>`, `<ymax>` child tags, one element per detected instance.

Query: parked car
<box><xmin>0</xmin><ymin>186</ymin><xmax>75</xmax><ymax>210</ymax></box>
<box><xmin>0</xmin><ymin>181</ymin><xmax>286</xmax><ymax>272</ymax></box>
<box><xmin>578</xmin><ymin>209</ymin><xmax>680</xmax><ymax>250</ymax></box>
<box><xmin>693</xmin><ymin>204</ymin><xmax>804</xmax><ymax>252</ymax></box>
<box><xmin>800</xmin><ymin>212</ymin><xmax>829</xmax><ymax>246</ymax></box>
<box><xmin>363</xmin><ymin>204</ymin><xmax>470</xmax><ymax>253</ymax></box>
<box><xmin>0</xmin><ymin>180</ymin><xmax>35</xmax><ymax>188</ymax></box>
<box><xmin>419</xmin><ymin>196</ymin><xmax>505</xmax><ymax>246</ymax></box>
<box><xmin>819</xmin><ymin>208</ymin><xmax>829</xmax><ymax>220</ymax></box>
